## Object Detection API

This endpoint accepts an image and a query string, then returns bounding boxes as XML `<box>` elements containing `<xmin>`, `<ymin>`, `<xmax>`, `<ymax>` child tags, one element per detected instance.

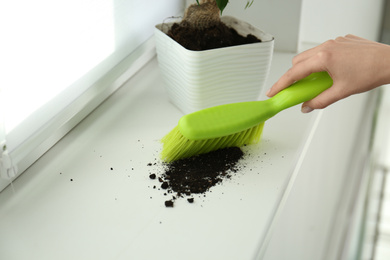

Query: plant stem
<box><xmin>183</xmin><ymin>0</ymin><xmax>220</xmax><ymax>29</ymax></box>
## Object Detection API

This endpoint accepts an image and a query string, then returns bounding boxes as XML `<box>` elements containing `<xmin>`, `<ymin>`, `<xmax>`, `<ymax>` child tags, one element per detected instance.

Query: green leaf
<box><xmin>245</xmin><ymin>0</ymin><xmax>254</xmax><ymax>9</ymax></box>
<box><xmin>215</xmin><ymin>0</ymin><xmax>229</xmax><ymax>14</ymax></box>
<box><xmin>196</xmin><ymin>0</ymin><xmax>200</xmax><ymax>5</ymax></box>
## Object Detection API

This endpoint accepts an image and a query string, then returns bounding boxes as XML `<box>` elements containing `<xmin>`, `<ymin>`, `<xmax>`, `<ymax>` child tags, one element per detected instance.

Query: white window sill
<box><xmin>0</xmin><ymin>52</ymin><xmax>375</xmax><ymax>259</ymax></box>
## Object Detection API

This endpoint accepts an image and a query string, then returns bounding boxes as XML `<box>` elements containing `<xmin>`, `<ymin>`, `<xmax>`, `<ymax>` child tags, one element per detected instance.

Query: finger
<box><xmin>267</xmin><ymin>54</ymin><xmax>328</xmax><ymax>97</ymax></box>
<box><xmin>292</xmin><ymin>44</ymin><xmax>323</xmax><ymax>65</ymax></box>
<box><xmin>300</xmin><ymin>83</ymin><xmax>345</xmax><ymax>112</ymax></box>
<box><xmin>334</xmin><ymin>34</ymin><xmax>364</xmax><ymax>43</ymax></box>
<box><xmin>339</xmin><ymin>34</ymin><xmax>372</xmax><ymax>45</ymax></box>
<box><xmin>293</xmin><ymin>38</ymin><xmax>340</xmax><ymax>65</ymax></box>
<box><xmin>344</xmin><ymin>34</ymin><xmax>366</xmax><ymax>41</ymax></box>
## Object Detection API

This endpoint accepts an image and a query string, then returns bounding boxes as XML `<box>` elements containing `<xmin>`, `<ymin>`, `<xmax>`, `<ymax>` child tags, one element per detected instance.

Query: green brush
<box><xmin>161</xmin><ymin>71</ymin><xmax>333</xmax><ymax>162</ymax></box>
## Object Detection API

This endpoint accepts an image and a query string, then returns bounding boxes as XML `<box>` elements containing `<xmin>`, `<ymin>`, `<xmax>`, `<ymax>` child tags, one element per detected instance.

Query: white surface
<box><xmin>2</xmin><ymin>0</ymin><xmax>184</xmax><ymax>152</ymax></box>
<box><xmin>0</xmin><ymin>52</ymin><xmax>326</xmax><ymax>260</ymax></box>
<box><xmin>0</xmin><ymin>0</ymin><xmax>184</xmax><ymax>192</ymax></box>
<box><xmin>299</xmin><ymin>0</ymin><xmax>384</xmax><ymax>51</ymax></box>
<box><xmin>376</xmin><ymin>87</ymin><xmax>390</xmax><ymax>168</ymax></box>
<box><xmin>155</xmin><ymin>16</ymin><xmax>274</xmax><ymax>114</ymax></box>
<box><xmin>0</xmin><ymin>37</ymin><xmax>157</xmax><ymax>193</ymax></box>
<box><xmin>354</xmin><ymin>87</ymin><xmax>390</xmax><ymax>260</ymax></box>
<box><xmin>375</xmin><ymin>98</ymin><xmax>390</xmax><ymax>260</ymax></box>
<box><xmin>224</xmin><ymin>0</ymin><xmax>302</xmax><ymax>52</ymax></box>
<box><xmin>262</xmin><ymin>88</ymin><xmax>376</xmax><ymax>260</ymax></box>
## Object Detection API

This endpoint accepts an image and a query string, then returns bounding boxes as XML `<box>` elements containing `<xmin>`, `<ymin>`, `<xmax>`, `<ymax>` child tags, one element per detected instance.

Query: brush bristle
<box><xmin>161</xmin><ymin>122</ymin><xmax>265</xmax><ymax>162</ymax></box>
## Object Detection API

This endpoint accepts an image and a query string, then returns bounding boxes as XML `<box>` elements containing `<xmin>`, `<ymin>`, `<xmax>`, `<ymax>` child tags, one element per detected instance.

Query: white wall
<box><xmin>184</xmin><ymin>0</ymin><xmax>303</xmax><ymax>52</ymax></box>
<box><xmin>185</xmin><ymin>0</ymin><xmax>385</xmax><ymax>52</ymax></box>
<box><xmin>299</xmin><ymin>0</ymin><xmax>385</xmax><ymax>51</ymax></box>
<box><xmin>224</xmin><ymin>0</ymin><xmax>303</xmax><ymax>52</ymax></box>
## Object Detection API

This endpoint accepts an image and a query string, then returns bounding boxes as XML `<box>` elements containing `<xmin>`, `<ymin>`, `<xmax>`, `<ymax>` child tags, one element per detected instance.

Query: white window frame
<box><xmin>0</xmin><ymin>0</ymin><xmax>185</xmax><ymax>192</ymax></box>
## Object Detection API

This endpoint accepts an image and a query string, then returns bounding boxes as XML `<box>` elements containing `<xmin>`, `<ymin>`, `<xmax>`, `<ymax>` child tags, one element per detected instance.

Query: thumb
<box><xmin>300</xmin><ymin>84</ymin><xmax>345</xmax><ymax>113</ymax></box>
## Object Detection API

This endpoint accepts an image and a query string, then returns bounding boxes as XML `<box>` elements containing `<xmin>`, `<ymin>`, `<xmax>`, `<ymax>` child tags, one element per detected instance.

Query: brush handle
<box><xmin>270</xmin><ymin>71</ymin><xmax>333</xmax><ymax>111</ymax></box>
<box><xmin>178</xmin><ymin>72</ymin><xmax>333</xmax><ymax>141</ymax></box>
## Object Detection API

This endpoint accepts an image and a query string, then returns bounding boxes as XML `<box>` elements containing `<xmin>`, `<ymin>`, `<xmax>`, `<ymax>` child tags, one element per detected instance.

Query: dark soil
<box><xmin>164</xmin><ymin>200</ymin><xmax>174</xmax><ymax>207</ymax></box>
<box><xmin>149</xmin><ymin>147</ymin><xmax>245</xmax><ymax>207</ymax></box>
<box><xmin>168</xmin><ymin>21</ymin><xmax>261</xmax><ymax>51</ymax></box>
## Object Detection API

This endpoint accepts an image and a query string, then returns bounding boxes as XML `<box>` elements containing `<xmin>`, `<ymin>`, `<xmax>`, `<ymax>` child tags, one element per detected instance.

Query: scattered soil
<box><xmin>167</xmin><ymin>21</ymin><xmax>261</xmax><ymax>51</ymax></box>
<box><xmin>149</xmin><ymin>147</ymin><xmax>245</xmax><ymax>207</ymax></box>
<box><xmin>164</xmin><ymin>200</ymin><xmax>174</xmax><ymax>207</ymax></box>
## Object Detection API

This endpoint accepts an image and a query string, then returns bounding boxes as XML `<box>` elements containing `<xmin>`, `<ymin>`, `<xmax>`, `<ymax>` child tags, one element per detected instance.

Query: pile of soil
<box><xmin>168</xmin><ymin>21</ymin><xmax>261</xmax><ymax>51</ymax></box>
<box><xmin>149</xmin><ymin>147</ymin><xmax>244</xmax><ymax>207</ymax></box>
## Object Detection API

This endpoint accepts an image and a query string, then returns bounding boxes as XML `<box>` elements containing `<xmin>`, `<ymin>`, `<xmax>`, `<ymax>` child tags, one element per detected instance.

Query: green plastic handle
<box><xmin>179</xmin><ymin>72</ymin><xmax>333</xmax><ymax>140</ymax></box>
<box><xmin>269</xmin><ymin>71</ymin><xmax>333</xmax><ymax>111</ymax></box>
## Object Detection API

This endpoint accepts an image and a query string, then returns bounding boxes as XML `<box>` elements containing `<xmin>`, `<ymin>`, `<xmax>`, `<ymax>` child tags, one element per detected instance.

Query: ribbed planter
<box><xmin>155</xmin><ymin>16</ymin><xmax>274</xmax><ymax>114</ymax></box>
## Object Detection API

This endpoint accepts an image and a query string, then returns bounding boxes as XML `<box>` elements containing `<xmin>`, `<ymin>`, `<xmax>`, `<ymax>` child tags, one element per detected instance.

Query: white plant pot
<box><xmin>155</xmin><ymin>16</ymin><xmax>274</xmax><ymax>114</ymax></box>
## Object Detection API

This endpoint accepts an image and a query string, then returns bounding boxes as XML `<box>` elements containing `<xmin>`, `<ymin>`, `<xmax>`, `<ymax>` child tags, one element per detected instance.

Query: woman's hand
<box><xmin>266</xmin><ymin>34</ymin><xmax>390</xmax><ymax>113</ymax></box>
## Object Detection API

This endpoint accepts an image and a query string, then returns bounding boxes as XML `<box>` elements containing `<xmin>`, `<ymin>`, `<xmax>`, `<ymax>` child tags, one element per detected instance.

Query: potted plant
<box><xmin>155</xmin><ymin>0</ymin><xmax>274</xmax><ymax>114</ymax></box>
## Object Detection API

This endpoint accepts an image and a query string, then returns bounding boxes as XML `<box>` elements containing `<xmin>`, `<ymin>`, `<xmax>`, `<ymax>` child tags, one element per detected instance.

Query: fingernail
<box><xmin>301</xmin><ymin>106</ymin><xmax>314</xmax><ymax>113</ymax></box>
<box><xmin>266</xmin><ymin>89</ymin><xmax>271</xmax><ymax>97</ymax></box>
